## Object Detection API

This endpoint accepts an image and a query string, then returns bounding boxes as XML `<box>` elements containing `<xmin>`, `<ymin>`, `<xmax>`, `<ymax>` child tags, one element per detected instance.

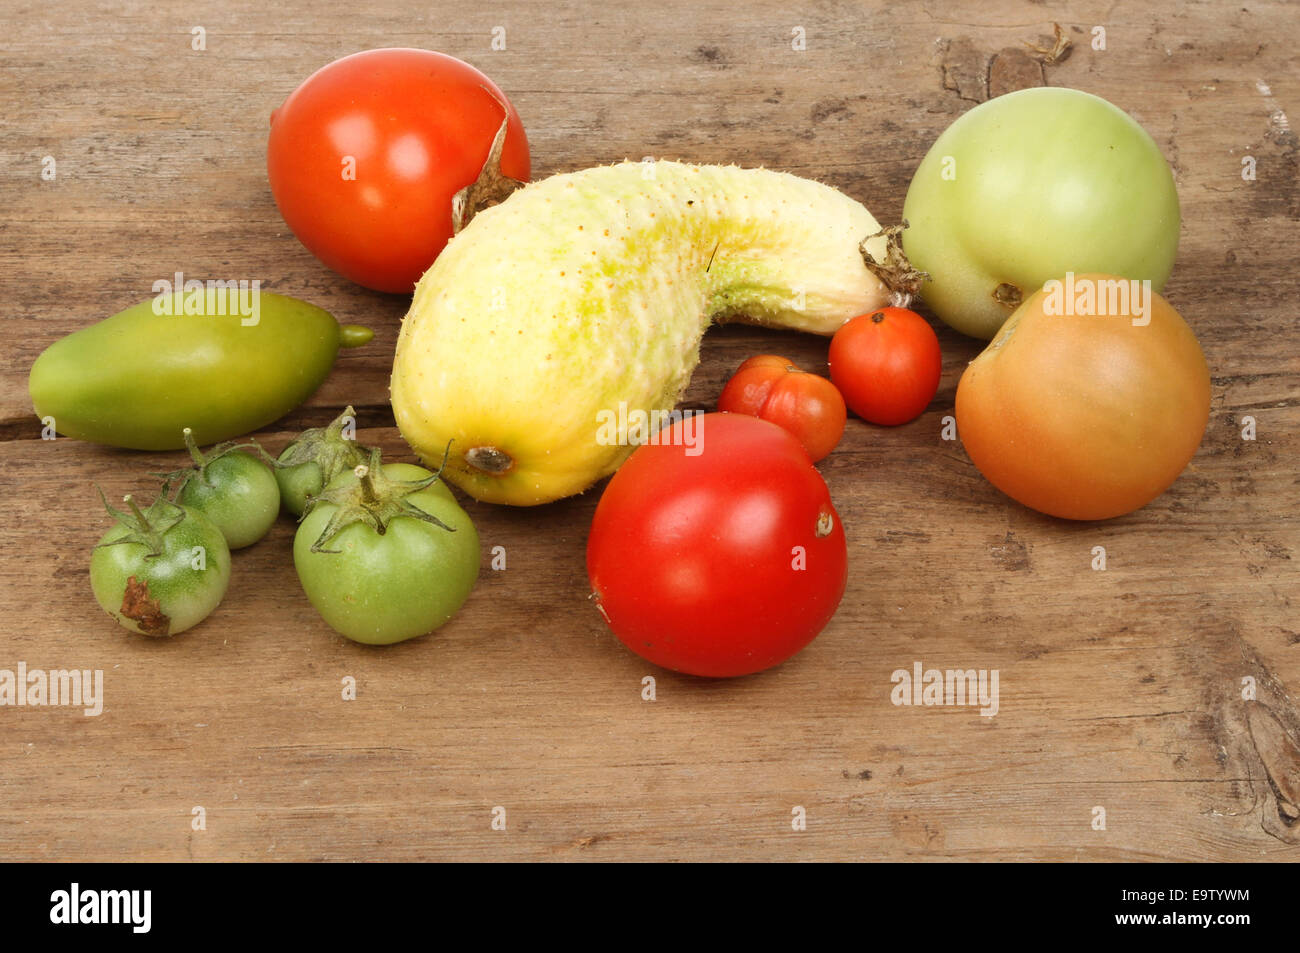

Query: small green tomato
<box><xmin>293</xmin><ymin>452</ymin><xmax>479</xmax><ymax>645</ymax></box>
<box><xmin>90</xmin><ymin>491</ymin><xmax>231</xmax><ymax>637</ymax></box>
<box><xmin>158</xmin><ymin>428</ymin><xmax>280</xmax><ymax>549</ymax></box>
<box><xmin>274</xmin><ymin>406</ymin><xmax>373</xmax><ymax>517</ymax></box>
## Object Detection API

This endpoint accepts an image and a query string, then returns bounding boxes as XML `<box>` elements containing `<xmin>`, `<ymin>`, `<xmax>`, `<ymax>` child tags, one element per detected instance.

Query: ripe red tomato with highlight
<box><xmin>717</xmin><ymin>355</ymin><xmax>846</xmax><ymax>462</ymax></box>
<box><xmin>586</xmin><ymin>413</ymin><xmax>847</xmax><ymax>678</ymax></box>
<box><xmin>267</xmin><ymin>48</ymin><xmax>530</xmax><ymax>293</ymax></box>
<box><xmin>829</xmin><ymin>307</ymin><xmax>942</xmax><ymax>426</ymax></box>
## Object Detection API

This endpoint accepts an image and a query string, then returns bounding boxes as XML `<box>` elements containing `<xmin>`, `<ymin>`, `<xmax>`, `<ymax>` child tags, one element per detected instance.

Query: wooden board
<box><xmin>1</xmin><ymin>0</ymin><xmax>1298</xmax><ymax>861</ymax></box>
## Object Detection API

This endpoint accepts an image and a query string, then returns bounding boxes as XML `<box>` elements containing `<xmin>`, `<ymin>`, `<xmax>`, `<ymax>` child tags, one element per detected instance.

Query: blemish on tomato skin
<box><xmin>590</xmin><ymin>589</ymin><xmax>613</xmax><ymax>625</ymax></box>
<box><xmin>121</xmin><ymin>576</ymin><xmax>170</xmax><ymax>637</ymax></box>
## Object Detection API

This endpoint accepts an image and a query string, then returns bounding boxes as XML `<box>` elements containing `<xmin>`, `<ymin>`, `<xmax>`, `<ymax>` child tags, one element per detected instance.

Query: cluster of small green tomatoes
<box><xmin>90</xmin><ymin>408</ymin><xmax>479</xmax><ymax>645</ymax></box>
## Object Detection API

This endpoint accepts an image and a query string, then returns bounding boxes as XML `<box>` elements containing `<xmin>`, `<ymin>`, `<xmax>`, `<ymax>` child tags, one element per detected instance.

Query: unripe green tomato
<box><xmin>179</xmin><ymin>451</ymin><xmax>280</xmax><ymax>549</ymax></box>
<box><xmin>275</xmin><ymin>452</ymin><xmax>324</xmax><ymax>518</ymax></box>
<box><xmin>91</xmin><ymin>506</ymin><xmax>231</xmax><ymax>637</ymax></box>
<box><xmin>293</xmin><ymin>463</ymin><xmax>479</xmax><ymax>645</ymax></box>
<box><xmin>274</xmin><ymin>408</ymin><xmax>371</xmax><ymax>517</ymax></box>
<box><xmin>902</xmin><ymin>87</ymin><xmax>1180</xmax><ymax>339</ymax></box>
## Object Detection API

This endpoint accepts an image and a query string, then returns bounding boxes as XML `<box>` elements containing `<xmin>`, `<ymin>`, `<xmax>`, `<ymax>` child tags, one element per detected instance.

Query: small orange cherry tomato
<box><xmin>717</xmin><ymin>355</ymin><xmax>846</xmax><ymax>462</ymax></box>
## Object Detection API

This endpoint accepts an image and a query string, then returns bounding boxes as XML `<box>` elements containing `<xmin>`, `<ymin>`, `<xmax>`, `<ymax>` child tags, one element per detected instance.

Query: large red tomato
<box><xmin>267</xmin><ymin>48</ymin><xmax>530</xmax><ymax>293</ymax></box>
<box><xmin>586</xmin><ymin>413</ymin><xmax>848</xmax><ymax>678</ymax></box>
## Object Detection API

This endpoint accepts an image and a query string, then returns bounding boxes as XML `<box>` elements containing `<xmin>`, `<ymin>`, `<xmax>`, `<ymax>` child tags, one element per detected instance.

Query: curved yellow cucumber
<box><xmin>391</xmin><ymin>160</ymin><xmax>891</xmax><ymax>505</ymax></box>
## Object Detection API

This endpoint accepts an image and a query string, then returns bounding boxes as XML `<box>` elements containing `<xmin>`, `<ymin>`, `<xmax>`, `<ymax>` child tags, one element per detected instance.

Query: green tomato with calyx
<box><xmin>274</xmin><ymin>405</ymin><xmax>372</xmax><ymax>517</ymax></box>
<box><xmin>293</xmin><ymin>456</ymin><xmax>480</xmax><ymax>645</ymax></box>
<box><xmin>902</xmin><ymin>87</ymin><xmax>1180</xmax><ymax>340</ymax></box>
<box><xmin>161</xmin><ymin>429</ymin><xmax>280</xmax><ymax>549</ymax></box>
<box><xmin>90</xmin><ymin>492</ymin><xmax>231</xmax><ymax>637</ymax></box>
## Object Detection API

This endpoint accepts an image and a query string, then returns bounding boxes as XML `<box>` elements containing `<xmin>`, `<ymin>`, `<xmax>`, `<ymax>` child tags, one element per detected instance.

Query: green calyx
<box><xmin>275</xmin><ymin>405</ymin><xmax>372</xmax><ymax>484</ymax></box>
<box><xmin>304</xmin><ymin>448</ymin><xmax>455</xmax><ymax>554</ymax></box>
<box><xmin>94</xmin><ymin>488</ymin><xmax>186</xmax><ymax>558</ymax></box>
<box><xmin>154</xmin><ymin>427</ymin><xmax>266</xmax><ymax>496</ymax></box>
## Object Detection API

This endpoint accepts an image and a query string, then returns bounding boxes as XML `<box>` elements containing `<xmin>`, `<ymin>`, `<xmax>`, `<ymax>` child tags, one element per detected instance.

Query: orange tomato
<box><xmin>955</xmin><ymin>274</ymin><xmax>1210</xmax><ymax>520</ymax></box>
<box><xmin>717</xmin><ymin>355</ymin><xmax>846</xmax><ymax>462</ymax></box>
<box><xmin>828</xmin><ymin>307</ymin><xmax>942</xmax><ymax>426</ymax></box>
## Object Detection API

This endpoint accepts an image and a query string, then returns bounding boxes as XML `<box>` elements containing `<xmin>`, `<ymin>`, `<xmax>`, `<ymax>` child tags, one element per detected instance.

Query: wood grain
<box><xmin>1</xmin><ymin>0</ymin><xmax>1297</xmax><ymax>861</ymax></box>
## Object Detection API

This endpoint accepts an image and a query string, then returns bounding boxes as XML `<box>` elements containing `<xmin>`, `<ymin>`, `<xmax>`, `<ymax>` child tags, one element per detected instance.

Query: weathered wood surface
<box><xmin>1</xmin><ymin>0</ymin><xmax>1297</xmax><ymax>860</ymax></box>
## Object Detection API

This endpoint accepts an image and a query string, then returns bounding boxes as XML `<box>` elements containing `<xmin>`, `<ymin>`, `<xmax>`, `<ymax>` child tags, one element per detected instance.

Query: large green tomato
<box><xmin>902</xmin><ymin>87</ymin><xmax>1180</xmax><ymax>339</ymax></box>
<box><xmin>294</xmin><ymin>462</ymin><xmax>480</xmax><ymax>645</ymax></box>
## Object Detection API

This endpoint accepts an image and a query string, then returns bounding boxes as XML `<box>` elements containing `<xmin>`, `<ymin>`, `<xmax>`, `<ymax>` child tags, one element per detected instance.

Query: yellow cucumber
<box><xmin>391</xmin><ymin>160</ymin><xmax>893</xmax><ymax>505</ymax></box>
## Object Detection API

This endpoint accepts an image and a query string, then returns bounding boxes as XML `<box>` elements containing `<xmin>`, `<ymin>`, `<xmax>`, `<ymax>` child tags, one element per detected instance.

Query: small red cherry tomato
<box><xmin>828</xmin><ymin>307</ymin><xmax>942</xmax><ymax>426</ymax></box>
<box><xmin>717</xmin><ymin>355</ymin><xmax>846</xmax><ymax>461</ymax></box>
